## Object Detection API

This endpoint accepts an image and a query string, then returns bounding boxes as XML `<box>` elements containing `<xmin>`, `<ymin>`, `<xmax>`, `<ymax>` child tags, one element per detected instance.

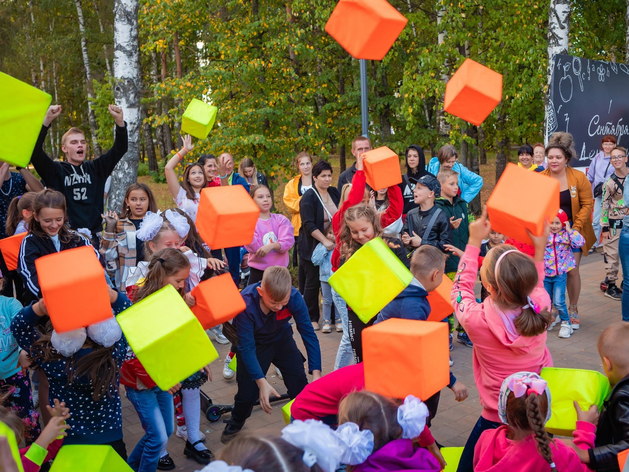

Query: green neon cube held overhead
<box><xmin>181</xmin><ymin>98</ymin><xmax>217</xmax><ymax>139</ymax></box>
<box><xmin>50</xmin><ymin>445</ymin><xmax>132</xmax><ymax>471</ymax></box>
<box><xmin>117</xmin><ymin>284</ymin><xmax>219</xmax><ymax>390</ymax></box>
<box><xmin>541</xmin><ymin>367</ymin><xmax>610</xmax><ymax>436</ymax></box>
<box><xmin>328</xmin><ymin>237</ymin><xmax>413</xmax><ymax>323</ymax></box>
<box><xmin>0</xmin><ymin>72</ymin><xmax>52</xmax><ymax>167</ymax></box>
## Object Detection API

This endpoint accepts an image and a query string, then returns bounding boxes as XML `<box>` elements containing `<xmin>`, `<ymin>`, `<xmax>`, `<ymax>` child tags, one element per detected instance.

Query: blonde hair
<box><xmin>340</xmin><ymin>183</ymin><xmax>369</xmax><ymax>205</ymax></box>
<box><xmin>482</xmin><ymin>245</ymin><xmax>552</xmax><ymax>336</ymax></box>
<box><xmin>339</xmin><ymin>204</ymin><xmax>383</xmax><ymax>261</ymax></box>
<box><xmin>144</xmin><ymin>221</ymin><xmax>178</xmax><ymax>259</ymax></box>
<box><xmin>61</xmin><ymin>127</ymin><xmax>85</xmax><ymax>146</ymax></box>
<box><xmin>261</xmin><ymin>266</ymin><xmax>292</xmax><ymax>301</ymax></box>
<box><xmin>436</xmin><ymin>168</ymin><xmax>459</xmax><ymax>184</ymax></box>
<box><xmin>133</xmin><ymin>248</ymin><xmax>190</xmax><ymax>302</ymax></box>
<box><xmin>598</xmin><ymin>322</ymin><xmax>629</xmax><ymax>371</ymax></box>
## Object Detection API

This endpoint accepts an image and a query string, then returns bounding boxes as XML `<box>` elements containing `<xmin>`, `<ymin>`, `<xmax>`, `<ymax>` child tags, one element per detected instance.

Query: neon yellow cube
<box><xmin>181</xmin><ymin>98</ymin><xmax>217</xmax><ymax>139</ymax></box>
<box><xmin>0</xmin><ymin>421</ymin><xmax>24</xmax><ymax>472</ymax></box>
<box><xmin>282</xmin><ymin>399</ymin><xmax>295</xmax><ymax>425</ymax></box>
<box><xmin>228</xmin><ymin>354</ymin><xmax>237</xmax><ymax>372</ymax></box>
<box><xmin>541</xmin><ymin>367</ymin><xmax>610</xmax><ymax>436</ymax></box>
<box><xmin>440</xmin><ymin>447</ymin><xmax>464</xmax><ymax>472</ymax></box>
<box><xmin>329</xmin><ymin>237</ymin><xmax>412</xmax><ymax>323</ymax></box>
<box><xmin>0</xmin><ymin>72</ymin><xmax>52</xmax><ymax>167</ymax></box>
<box><xmin>118</xmin><ymin>285</ymin><xmax>218</xmax><ymax>390</ymax></box>
<box><xmin>50</xmin><ymin>445</ymin><xmax>132</xmax><ymax>471</ymax></box>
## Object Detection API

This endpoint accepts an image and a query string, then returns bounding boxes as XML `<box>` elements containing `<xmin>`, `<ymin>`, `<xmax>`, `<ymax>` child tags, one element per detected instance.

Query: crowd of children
<box><xmin>0</xmin><ymin>106</ymin><xmax>627</xmax><ymax>472</ymax></box>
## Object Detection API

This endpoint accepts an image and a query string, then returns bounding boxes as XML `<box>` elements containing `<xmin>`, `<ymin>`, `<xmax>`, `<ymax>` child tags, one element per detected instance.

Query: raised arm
<box><xmin>165</xmin><ymin>135</ymin><xmax>193</xmax><ymax>200</ymax></box>
<box><xmin>93</xmin><ymin>105</ymin><xmax>128</xmax><ymax>178</ymax></box>
<box><xmin>19</xmin><ymin>167</ymin><xmax>44</xmax><ymax>192</ymax></box>
<box><xmin>30</xmin><ymin>105</ymin><xmax>62</xmax><ymax>186</ymax></box>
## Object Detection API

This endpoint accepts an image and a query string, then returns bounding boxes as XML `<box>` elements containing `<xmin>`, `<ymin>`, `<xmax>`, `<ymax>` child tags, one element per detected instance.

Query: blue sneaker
<box><xmin>449</xmin><ymin>333</ymin><xmax>453</xmax><ymax>351</ymax></box>
<box><xmin>457</xmin><ymin>332</ymin><xmax>473</xmax><ymax>348</ymax></box>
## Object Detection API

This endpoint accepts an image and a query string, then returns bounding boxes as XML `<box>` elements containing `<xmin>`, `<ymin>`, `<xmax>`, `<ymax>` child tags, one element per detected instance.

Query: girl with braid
<box><xmin>474</xmin><ymin>372</ymin><xmax>598</xmax><ymax>471</ymax></box>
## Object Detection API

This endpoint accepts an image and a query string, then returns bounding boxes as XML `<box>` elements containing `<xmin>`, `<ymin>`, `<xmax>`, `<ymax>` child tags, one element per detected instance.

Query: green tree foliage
<box><xmin>1</xmin><ymin>0</ymin><xmax>627</xmax><ymax>185</ymax></box>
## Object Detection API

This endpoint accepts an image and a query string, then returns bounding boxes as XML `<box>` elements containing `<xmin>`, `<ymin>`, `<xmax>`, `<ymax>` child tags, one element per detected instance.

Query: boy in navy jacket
<box><xmin>375</xmin><ymin>246</ymin><xmax>468</xmax><ymax>407</ymax></box>
<box><xmin>222</xmin><ymin>266</ymin><xmax>322</xmax><ymax>443</ymax></box>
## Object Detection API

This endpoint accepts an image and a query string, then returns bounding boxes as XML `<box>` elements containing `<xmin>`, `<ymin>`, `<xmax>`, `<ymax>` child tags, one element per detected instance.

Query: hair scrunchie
<box><xmin>136</xmin><ymin>211</ymin><xmax>164</xmax><ymax>241</ymax></box>
<box><xmin>197</xmin><ymin>460</ymin><xmax>253</xmax><ymax>472</ymax></box>
<box><xmin>397</xmin><ymin>395</ymin><xmax>429</xmax><ymax>439</ymax></box>
<box><xmin>281</xmin><ymin>419</ymin><xmax>345</xmax><ymax>472</ymax></box>
<box><xmin>164</xmin><ymin>209</ymin><xmax>190</xmax><ymax>239</ymax></box>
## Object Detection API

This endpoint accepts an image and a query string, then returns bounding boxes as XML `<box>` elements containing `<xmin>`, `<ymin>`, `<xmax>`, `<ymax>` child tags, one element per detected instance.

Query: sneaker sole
<box><xmin>183</xmin><ymin>449</ymin><xmax>212</xmax><ymax>465</ymax></box>
<box><xmin>213</xmin><ymin>337</ymin><xmax>231</xmax><ymax>345</ymax></box>
<box><xmin>571</xmin><ymin>324</ymin><xmax>580</xmax><ymax>330</ymax></box>
<box><xmin>558</xmin><ymin>332</ymin><xmax>572</xmax><ymax>338</ymax></box>
<box><xmin>456</xmin><ymin>340</ymin><xmax>473</xmax><ymax>348</ymax></box>
<box><xmin>605</xmin><ymin>293</ymin><xmax>622</xmax><ymax>301</ymax></box>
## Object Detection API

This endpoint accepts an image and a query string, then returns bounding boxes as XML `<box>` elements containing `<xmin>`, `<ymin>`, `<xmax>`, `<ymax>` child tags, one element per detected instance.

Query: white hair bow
<box><xmin>196</xmin><ymin>460</ymin><xmax>253</xmax><ymax>472</ymax></box>
<box><xmin>136</xmin><ymin>211</ymin><xmax>164</xmax><ymax>241</ymax></box>
<box><xmin>164</xmin><ymin>209</ymin><xmax>190</xmax><ymax>239</ymax></box>
<box><xmin>397</xmin><ymin>395</ymin><xmax>429</xmax><ymax>439</ymax></box>
<box><xmin>281</xmin><ymin>419</ymin><xmax>345</xmax><ymax>472</ymax></box>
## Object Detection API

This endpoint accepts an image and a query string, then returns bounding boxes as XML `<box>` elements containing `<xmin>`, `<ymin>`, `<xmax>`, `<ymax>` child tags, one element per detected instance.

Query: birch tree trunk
<box><xmin>546</xmin><ymin>0</ymin><xmax>571</xmax><ymax>140</ymax></box>
<box><xmin>92</xmin><ymin>0</ymin><xmax>113</xmax><ymax>82</ymax></box>
<box><xmin>109</xmin><ymin>0</ymin><xmax>140</xmax><ymax>213</ymax></box>
<box><xmin>74</xmin><ymin>0</ymin><xmax>102</xmax><ymax>157</ymax></box>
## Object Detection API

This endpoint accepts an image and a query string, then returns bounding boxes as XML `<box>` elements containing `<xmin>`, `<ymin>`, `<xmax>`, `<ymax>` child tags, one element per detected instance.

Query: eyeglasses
<box><xmin>611</xmin><ymin>156</ymin><xmax>627</xmax><ymax>161</ymax></box>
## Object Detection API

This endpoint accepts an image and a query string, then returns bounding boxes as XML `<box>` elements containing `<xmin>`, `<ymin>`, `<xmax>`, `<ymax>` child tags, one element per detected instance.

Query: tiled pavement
<box><xmin>120</xmin><ymin>252</ymin><xmax>622</xmax><ymax>471</ymax></box>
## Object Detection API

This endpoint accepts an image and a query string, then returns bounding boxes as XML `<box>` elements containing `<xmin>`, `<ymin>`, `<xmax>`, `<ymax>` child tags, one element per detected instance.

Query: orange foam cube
<box><xmin>196</xmin><ymin>186</ymin><xmax>260</xmax><ymax>250</ymax></box>
<box><xmin>324</xmin><ymin>0</ymin><xmax>408</xmax><ymax>60</ymax></box>
<box><xmin>0</xmin><ymin>232</ymin><xmax>26</xmax><ymax>271</ymax></box>
<box><xmin>619</xmin><ymin>449</ymin><xmax>628</xmax><ymax>469</ymax></box>
<box><xmin>426</xmin><ymin>276</ymin><xmax>453</xmax><ymax>322</ymax></box>
<box><xmin>363</xmin><ymin>146</ymin><xmax>402</xmax><ymax>190</ymax></box>
<box><xmin>363</xmin><ymin>319</ymin><xmax>449</xmax><ymax>400</ymax></box>
<box><xmin>191</xmin><ymin>273</ymin><xmax>246</xmax><ymax>329</ymax></box>
<box><xmin>35</xmin><ymin>246</ymin><xmax>112</xmax><ymax>333</ymax></box>
<box><xmin>444</xmin><ymin>59</ymin><xmax>503</xmax><ymax>126</ymax></box>
<box><xmin>487</xmin><ymin>163</ymin><xmax>559</xmax><ymax>244</ymax></box>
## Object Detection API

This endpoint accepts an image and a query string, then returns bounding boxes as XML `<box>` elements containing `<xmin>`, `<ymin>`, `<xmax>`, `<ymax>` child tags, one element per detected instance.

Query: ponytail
<box><xmin>526</xmin><ymin>394</ymin><xmax>557</xmax><ymax>472</ymax></box>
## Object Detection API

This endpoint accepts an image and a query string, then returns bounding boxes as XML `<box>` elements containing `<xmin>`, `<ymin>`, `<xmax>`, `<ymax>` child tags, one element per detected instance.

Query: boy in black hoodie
<box><xmin>401</xmin><ymin>174</ymin><xmax>451</xmax><ymax>254</ymax></box>
<box><xmin>570</xmin><ymin>322</ymin><xmax>629</xmax><ymax>472</ymax></box>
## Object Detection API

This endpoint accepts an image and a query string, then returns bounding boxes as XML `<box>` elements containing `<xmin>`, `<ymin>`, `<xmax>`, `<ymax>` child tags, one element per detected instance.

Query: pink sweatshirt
<box><xmin>474</xmin><ymin>422</ymin><xmax>596</xmax><ymax>472</ymax></box>
<box><xmin>451</xmin><ymin>245</ymin><xmax>553</xmax><ymax>422</ymax></box>
<box><xmin>244</xmin><ymin>213</ymin><xmax>294</xmax><ymax>270</ymax></box>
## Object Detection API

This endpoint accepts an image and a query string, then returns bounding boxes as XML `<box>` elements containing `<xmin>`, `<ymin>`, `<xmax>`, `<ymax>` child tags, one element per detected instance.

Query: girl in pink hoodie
<box><xmin>451</xmin><ymin>208</ymin><xmax>554</xmax><ymax>472</ymax></box>
<box><xmin>244</xmin><ymin>184</ymin><xmax>295</xmax><ymax>285</ymax></box>
<box><xmin>474</xmin><ymin>372</ymin><xmax>597</xmax><ymax>472</ymax></box>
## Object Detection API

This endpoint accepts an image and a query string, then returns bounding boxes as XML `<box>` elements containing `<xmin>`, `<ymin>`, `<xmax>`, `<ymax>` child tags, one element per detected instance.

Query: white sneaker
<box><xmin>449</xmin><ymin>357</ymin><xmax>454</xmax><ymax>367</ymax></box>
<box><xmin>274</xmin><ymin>366</ymin><xmax>283</xmax><ymax>380</ymax></box>
<box><xmin>558</xmin><ymin>321</ymin><xmax>573</xmax><ymax>338</ymax></box>
<box><xmin>176</xmin><ymin>425</ymin><xmax>206</xmax><ymax>442</ymax></box>
<box><xmin>547</xmin><ymin>313</ymin><xmax>559</xmax><ymax>331</ymax></box>
<box><xmin>223</xmin><ymin>354</ymin><xmax>235</xmax><ymax>380</ymax></box>
<box><xmin>208</xmin><ymin>327</ymin><xmax>230</xmax><ymax>345</ymax></box>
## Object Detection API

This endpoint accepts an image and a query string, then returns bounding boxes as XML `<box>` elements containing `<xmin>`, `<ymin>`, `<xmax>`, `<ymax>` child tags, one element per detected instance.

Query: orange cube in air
<box><xmin>444</xmin><ymin>59</ymin><xmax>503</xmax><ymax>126</ymax></box>
<box><xmin>487</xmin><ymin>163</ymin><xmax>559</xmax><ymax>245</ymax></box>
<box><xmin>363</xmin><ymin>146</ymin><xmax>402</xmax><ymax>191</ymax></box>
<box><xmin>196</xmin><ymin>186</ymin><xmax>260</xmax><ymax>250</ymax></box>
<box><xmin>0</xmin><ymin>232</ymin><xmax>26</xmax><ymax>271</ymax></box>
<box><xmin>191</xmin><ymin>273</ymin><xmax>246</xmax><ymax>329</ymax></box>
<box><xmin>363</xmin><ymin>319</ymin><xmax>449</xmax><ymax>400</ymax></box>
<box><xmin>619</xmin><ymin>449</ymin><xmax>628</xmax><ymax>469</ymax></box>
<box><xmin>426</xmin><ymin>276</ymin><xmax>453</xmax><ymax>322</ymax></box>
<box><xmin>324</xmin><ymin>0</ymin><xmax>408</xmax><ymax>61</ymax></box>
<box><xmin>36</xmin><ymin>246</ymin><xmax>112</xmax><ymax>333</ymax></box>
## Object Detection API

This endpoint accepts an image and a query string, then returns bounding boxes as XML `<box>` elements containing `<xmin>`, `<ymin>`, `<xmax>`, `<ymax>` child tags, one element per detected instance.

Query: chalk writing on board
<box><xmin>548</xmin><ymin>54</ymin><xmax>629</xmax><ymax>167</ymax></box>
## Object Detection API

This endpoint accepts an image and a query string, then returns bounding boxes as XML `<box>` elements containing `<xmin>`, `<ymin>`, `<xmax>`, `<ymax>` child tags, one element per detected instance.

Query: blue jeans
<box><xmin>321</xmin><ymin>281</ymin><xmax>333</xmax><ymax>324</ymax></box>
<box><xmin>332</xmin><ymin>287</ymin><xmax>352</xmax><ymax>370</ymax></box>
<box><xmin>224</xmin><ymin>246</ymin><xmax>242</xmax><ymax>286</ymax></box>
<box><xmin>544</xmin><ymin>273</ymin><xmax>569</xmax><ymax>322</ymax></box>
<box><xmin>456</xmin><ymin>416</ymin><xmax>502</xmax><ymax>472</ymax></box>
<box><xmin>619</xmin><ymin>227</ymin><xmax>629</xmax><ymax>322</ymax></box>
<box><xmin>126</xmin><ymin>386</ymin><xmax>174</xmax><ymax>472</ymax></box>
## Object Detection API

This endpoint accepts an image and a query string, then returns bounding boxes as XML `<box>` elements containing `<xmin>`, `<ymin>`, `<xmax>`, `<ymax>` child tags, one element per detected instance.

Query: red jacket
<box><xmin>331</xmin><ymin>170</ymin><xmax>403</xmax><ymax>271</ymax></box>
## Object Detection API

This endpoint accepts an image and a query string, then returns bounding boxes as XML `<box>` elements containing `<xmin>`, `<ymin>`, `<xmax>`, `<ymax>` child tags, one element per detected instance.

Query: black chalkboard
<box><xmin>547</xmin><ymin>54</ymin><xmax>629</xmax><ymax>168</ymax></box>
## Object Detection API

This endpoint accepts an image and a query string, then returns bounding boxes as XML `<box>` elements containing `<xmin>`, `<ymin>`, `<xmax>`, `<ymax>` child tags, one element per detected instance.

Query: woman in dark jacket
<box><xmin>298</xmin><ymin>160</ymin><xmax>340</xmax><ymax>329</ymax></box>
<box><xmin>399</xmin><ymin>145</ymin><xmax>432</xmax><ymax>217</ymax></box>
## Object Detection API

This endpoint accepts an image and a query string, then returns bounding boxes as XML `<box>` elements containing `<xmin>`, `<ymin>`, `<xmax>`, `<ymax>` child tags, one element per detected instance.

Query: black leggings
<box><xmin>300</xmin><ymin>258</ymin><xmax>321</xmax><ymax>323</ymax></box>
<box><xmin>347</xmin><ymin>308</ymin><xmax>375</xmax><ymax>363</ymax></box>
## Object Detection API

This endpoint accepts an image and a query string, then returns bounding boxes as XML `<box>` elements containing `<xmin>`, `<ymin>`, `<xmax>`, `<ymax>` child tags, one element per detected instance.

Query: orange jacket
<box><xmin>283</xmin><ymin>175</ymin><xmax>303</xmax><ymax>236</ymax></box>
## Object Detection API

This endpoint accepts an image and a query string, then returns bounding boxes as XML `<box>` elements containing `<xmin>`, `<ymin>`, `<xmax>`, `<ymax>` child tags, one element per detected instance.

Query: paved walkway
<box><xmin>120</xmin><ymin>252</ymin><xmax>622</xmax><ymax>471</ymax></box>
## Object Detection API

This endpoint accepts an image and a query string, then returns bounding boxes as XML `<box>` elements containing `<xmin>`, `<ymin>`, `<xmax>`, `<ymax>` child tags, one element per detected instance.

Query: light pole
<box><xmin>360</xmin><ymin>59</ymin><xmax>368</xmax><ymax>138</ymax></box>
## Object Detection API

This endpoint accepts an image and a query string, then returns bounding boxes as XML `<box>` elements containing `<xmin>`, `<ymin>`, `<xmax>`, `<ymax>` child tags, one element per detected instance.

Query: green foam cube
<box><xmin>181</xmin><ymin>98</ymin><xmax>217</xmax><ymax>139</ymax></box>
<box><xmin>228</xmin><ymin>354</ymin><xmax>237</xmax><ymax>372</ymax></box>
<box><xmin>117</xmin><ymin>284</ymin><xmax>219</xmax><ymax>390</ymax></box>
<box><xmin>0</xmin><ymin>72</ymin><xmax>52</xmax><ymax>167</ymax></box>
<box><xmin>328</xmin><ymin>237</ymin><xmax>413</xmax><ymax>323</ymax></box>
<box><xmin>282</xmin><ymin>399</ymin><xmax>295</xmax><ymax>425</ymax></box>
<box><xmin>0</xmin><ymin>421</ymin><xmax>24</xmax><ymax>472</ymax></box>
<box><xmin>49</xmin><ymin>445</ymin><xmax>131</xmax><ymax>471</ymax></box>
<box><xmin>440</xmin><ymin>447</ymin><xmax>464</xmax><ymax>472</ymax></box>
<box><xmin>541</xmin><ymin>367</ymin><xmax>610</xmax><ymax>436</ymax></box>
